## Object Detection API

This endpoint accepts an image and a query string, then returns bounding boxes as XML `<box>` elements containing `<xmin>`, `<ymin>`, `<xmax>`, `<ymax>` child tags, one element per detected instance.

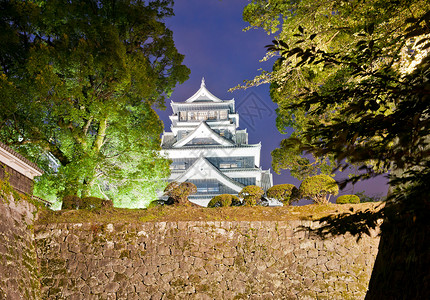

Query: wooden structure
<box><xmin>0</xmin><ymin>142</ymin><xmax>44</xmax><ymax>195</ymax></box>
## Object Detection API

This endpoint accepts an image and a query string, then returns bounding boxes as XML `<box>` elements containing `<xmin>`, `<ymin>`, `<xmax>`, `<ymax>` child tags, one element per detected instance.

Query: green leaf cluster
<box><xmin>336</xmin><ymin>194</ymin><xmax>360</xmax><ymax>204</ymax></box>
<box><xmin>238</xmin><ymin>185</ymin><xmax>265</xmax><ymax>206</ymax></box>
<box><xmin>207</xmin><ymin>194</ymin><xmax>241</xmax><ymax>208</ymax></box>
<box><xmin>299</xmin><ymin>175</ymin><xmax>339</xmax><ymax>204</ymax></box>
<box><xmin>266</xmin><ymin>184</ymin><xmax>299</xmax><ymax>205</ymax></box>
<box><xmin>241</xmin><ymin>0</ymin><xmax>430</xmax><ymax>182</ymax></box>
<box><xmin>0</xmin><ymin>0</ymin><xmax>190</xmax><ymax>207</ymax></box>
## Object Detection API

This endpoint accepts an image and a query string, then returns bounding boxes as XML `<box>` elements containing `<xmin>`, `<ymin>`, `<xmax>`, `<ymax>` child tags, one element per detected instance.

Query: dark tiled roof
<box><xmin>0</xmin><ymin>141</ymin><xmax>44</xmax><ymax>173</ymax></box>
<box><xmin>163</xmin><ymin>144</ymin><xmax>259</xmax><ymax>150</ymax></box>
<box><xmin>221</xmin><ymin>168</ymin><xmax>262</xmax><ymax>172</ymax></box>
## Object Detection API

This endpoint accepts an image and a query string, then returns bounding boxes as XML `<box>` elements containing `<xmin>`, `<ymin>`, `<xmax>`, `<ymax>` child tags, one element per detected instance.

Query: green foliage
<box><xmin>271</xmin><ymin>139</ymin><xmax>334</xmax><ymax>179</ymax></box>
<box><xmin>239</xmin><ymin>185</ymin><xmax>264</xmax><ymax>206</ymax></box>
<box><xmin>266</xmin><ymin>184</ymin><xmax>299</xmax><ymax>205</ymax></box>
<box><xmin>208</xmin><ymin>194</ymin><xmax>241</xmax><ymax>208</ymax></box>
<box><xmin>336</xmin><ymin>195</ymin><xmax>360</xmax><ymax>204</ymax></box>
<box><xmin>243</xmin><ymin>2</ymin><xmax>430</xmax><ymax>295</ymax></box>
<box><xmin>240</xmin><ymin>0</ymin><xmax>430</xmax><ymax>182</ymax></box>
<box><xmin>299</xmin><ymin>175</ymin><xmax>339</xmax><ymax>205</ymax></box>
<box><xmin>0</xmin><ymin>0</ymin><xmax>190</xmax><ymax>207</ymax></box>
<box><xmin>163</xmin><ymin>181</ymin><xmax>197</xmax><ymax>206</ymax></box>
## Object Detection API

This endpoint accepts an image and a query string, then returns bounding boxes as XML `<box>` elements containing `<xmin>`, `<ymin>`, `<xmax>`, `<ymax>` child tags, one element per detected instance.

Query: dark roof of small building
<box><xmin>0</xmin><ymin>141</ymin><xmax>44</xmax><ymax>174</ymax></box>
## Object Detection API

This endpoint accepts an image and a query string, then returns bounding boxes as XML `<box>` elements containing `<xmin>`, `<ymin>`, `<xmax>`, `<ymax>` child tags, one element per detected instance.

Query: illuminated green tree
<box><xmin>266</xmin><ymin>184</ymin><xmax>299</xmax><ymax>205</ymax></box>
<box><xmin>336</xmin><ymin>195</ymin><xmax>360</xmax><ymax>204</ymax></box>
<box><xmin>0</xmin><ymin>0</ymin><xmax>190</xmax><ymax>207</ymax></box>
<box><xmin>208</xmin><ymin>194</ymin><xmax>241</xmax><ymax>208</ymax></box>
<box><xmin>239</xmin><ymin>185</ymin><xmax>264</xmax><ymax>206</ymax></box>
<box><xmin>239</xmin><ymin>0</ymin><xmax>429</xmax><ymax>180</ymax></box>
<box><xmin>242</xmin><ymin>1</ymin><xmax>430</xmax><ymax>297</ymax></box>
<box><xmin>299</xmin><ymin>175</ymin><xmax>339</xmax><ymax>204</ymax></box>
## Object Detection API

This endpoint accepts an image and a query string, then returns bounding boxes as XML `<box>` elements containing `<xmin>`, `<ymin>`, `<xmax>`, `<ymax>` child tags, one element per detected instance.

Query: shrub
<box><xmin>61</xmin><ymin>195</ymin><xmax>82</xmax><ymax>209</ymax></box>
<box><xmin>163</xmin><ymin>181</ymin><xmax>197</xmax><ymax>206</ymax></box>
<box><xmin>336</xmin><ymin>194</ymin><xmax>360</xmax><ymax>204</ymax></box>
<box><xmin>299</xmin><ymin>175</ymin><xmax>339</xmax><ymax>204</ymax></box>
<box><xmin>266</xmin><ymin>184</ymin><xmax>299</xmax><ymax>205</ymax></box>
<box><xmin>239</xmin><ymin>185</ymin><xmax>264</xmax><ymax>206</ymax></box>
<box><xmin>208</xmin><ymin>194</ymin><xmax>241</xmax><ymax>207</ymax></box>
<box><xmin>81</xmin><ymin>197</ymin><xmax>106</xmax><ymax>209</ymax></box>
<box><xmin>101</xmin><ymin>199</ymin><xmax>114</xmax><ymax>208</ymax></box>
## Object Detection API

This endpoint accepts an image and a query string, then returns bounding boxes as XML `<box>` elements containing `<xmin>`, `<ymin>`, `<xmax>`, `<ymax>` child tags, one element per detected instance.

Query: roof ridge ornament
<box><xmin>201</xmin><ymin>77</ymin><xmax>205</xmax><ymax>87</ymax></box>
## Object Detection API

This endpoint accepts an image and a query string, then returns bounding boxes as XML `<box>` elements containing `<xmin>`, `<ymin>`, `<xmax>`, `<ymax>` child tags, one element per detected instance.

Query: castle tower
<box><xmin>160</xmin><ymin>79</ymin><xmax>272</xmax><ymax>206</ymax></box>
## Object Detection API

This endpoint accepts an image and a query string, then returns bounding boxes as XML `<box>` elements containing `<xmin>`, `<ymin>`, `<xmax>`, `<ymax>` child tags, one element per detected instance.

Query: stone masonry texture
<box><xmin>0</xmin><ymin>195</ymin><xmax>41</xmax><ymax>300</ymax></box>
<box><xmin>34</xmin><ymin>219</ymin><xmax>379</xmax><ymax>299</ymax></box>
<box><xmin>0</xmin><ymin>194</ymin><xmax>380</xmax><ymax>299</ymax></box>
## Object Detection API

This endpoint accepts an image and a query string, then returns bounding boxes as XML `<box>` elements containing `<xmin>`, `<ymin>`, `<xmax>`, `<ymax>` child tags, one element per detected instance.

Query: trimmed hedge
<box><xmin>299</xmin><ymin>175</ymin><xmax>339</xmax><ymax>204</ymax></box>
<box><xmin>336</xmin><ymin>194</ymin><xmax>360</xmax><ymax>204</ymax></box>
<box><xmin>164</xmin><ymin>181</ymin><xmax>197</xmax><ymax>206</ymax></box>
<box><xmin>208</xmin><ymin>194</ymin><xmax>241</xmax><ymax>207</ymax></box>
<box><xmin>62</xmin><ymin>195</ymin><xmax>113</xmax><ymax>209</ymax></box>
<box><xmin>239</xmin><ymin>185</ymin><xmax>264</xmax><ymax>206</ymax></box>
<box><xmin>266</xmin><ymin>184</ymin><xmax>299</xmax><ymax>205</ymax></box>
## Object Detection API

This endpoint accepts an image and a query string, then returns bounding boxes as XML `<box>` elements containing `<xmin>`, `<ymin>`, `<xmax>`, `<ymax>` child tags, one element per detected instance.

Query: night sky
<box><xmin>158</xmin><ymin>0</ymin><xmax>389</xmax><ymax>201</ymax></box>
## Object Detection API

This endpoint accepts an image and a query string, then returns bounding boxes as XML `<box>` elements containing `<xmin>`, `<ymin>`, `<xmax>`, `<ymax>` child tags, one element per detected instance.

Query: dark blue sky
<box><xmin>159</xmin><ymin>0</ymin><xmax>389</xmax><ymax>200</ymax></box>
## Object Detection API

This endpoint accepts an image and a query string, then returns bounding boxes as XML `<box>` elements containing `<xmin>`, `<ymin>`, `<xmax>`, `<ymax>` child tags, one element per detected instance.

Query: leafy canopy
<box><xmin>266</xmin><ymin>183</ymin><xmax>299</xmax><ymax>205</ymax></box>
<box><xmin>242</xmin><ymin>1</ymin><xmax>430</xmax><ymax>296</ymax></box>
<box><xmin>299</xmin><ymin>175</ymin><xmax>339</xmax><ymax>204</ymax></box>
<box><xmin>239</xmin><ymin>185</ymin><xmax>264</xmax><ymax>206</ymax></box>
<box><xmin>336</xmin><ymin>194</ymin><xmax>360</xmax><ymax>204</ymax></box>
<box><xmin>0</xmin><ymin>0</ymin><xmax>190</xmax><ymax>207</ymax></box>
<box><xmin>208</xmin><ymin>194</ymin><xmax>241</xmax><ymax>208</ymax></box>
<box><xmin>239</xmin><ymin>0</ymin><xmax>430</xmax><ymax>181</ymax></box>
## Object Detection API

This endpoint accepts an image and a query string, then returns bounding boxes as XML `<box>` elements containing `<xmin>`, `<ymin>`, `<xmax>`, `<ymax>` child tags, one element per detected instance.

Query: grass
<box><xmin>35</xmin><ymin>202</ymin><xmax>383</xmax><ymax>225</ymax></box>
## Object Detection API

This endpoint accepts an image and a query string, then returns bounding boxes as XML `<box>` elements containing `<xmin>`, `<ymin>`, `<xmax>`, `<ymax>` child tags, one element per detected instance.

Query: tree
<box><xmin>336</xmin><ymin>195</ymin><xmax>360</xmax><ymax>204</ymax></box>
<box><xmin>163</xmin><ymin>181</ymin><xmax>197</xmax><ymax>206</ymax></box>
<box><xmin>0</xmin><ymin>0</ymin><xmax>190</xmax><ymax>207</ymax></box>
<box><xmin>207</xmin><ymin>194</ymin><xmax>241</xmax><ymax>208</ymax></box>
<box><xmin>238</xmin><ymin>185</ymin><xmax>264</xmax><ymax>206</ymax></box>
<box><xmin>299</xmin><ymin>175</ymin><xmax>339</xmax><ymax>204</ymax></box>
<box><xmin>242</xmin><ymin>0</ymin><xmax>430</xmax><ymax>297</ymax></box>
<box><xmin>266</xmin><ymin>184</ymin><xmax>299</xmax><ymax>205</ymax></box>
<box><xmin>239</xmin><ymin>0</ymin><xmax>429</xmax><ymax>180</ymax></box>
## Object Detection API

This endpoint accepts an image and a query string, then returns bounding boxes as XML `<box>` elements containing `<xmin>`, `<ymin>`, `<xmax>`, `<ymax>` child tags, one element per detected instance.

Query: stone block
<box><xmin>104</xmin><ymin>282</ymin><xmax>120</xmax><ymax>293</ymax></box>
<box><xmin>142</xmin><ymin>274</ymin><xmax>156</xmax><ymax>286</ymax></box>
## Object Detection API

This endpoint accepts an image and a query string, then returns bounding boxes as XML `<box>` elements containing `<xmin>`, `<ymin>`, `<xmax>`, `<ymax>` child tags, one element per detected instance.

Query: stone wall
<box><xmin>0</xmin><ymin>195</ymin><xmax>41</xmax><ymax>300</ymax></box>
<box><xmin>35</xmin><ymin>220</ymin><xmax>379</xmax><ymax>300</ymax></box>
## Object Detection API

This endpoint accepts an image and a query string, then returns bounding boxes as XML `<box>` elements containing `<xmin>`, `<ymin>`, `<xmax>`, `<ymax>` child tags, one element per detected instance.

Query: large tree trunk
<box><xmin>365</xmin><ymin>193</ymin><xmax>430</xmax><ymax>299</ymax></box>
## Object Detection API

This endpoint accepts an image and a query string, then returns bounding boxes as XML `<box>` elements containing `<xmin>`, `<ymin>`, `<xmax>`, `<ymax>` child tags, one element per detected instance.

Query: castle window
<box><xmin>192</xmin><ymin>180</ymin><xmax>219</xmax><ymax>193</ymax></box>
<box><xmin>188</xmin><ymin>111</ymin><xmax>197</xmax><ymax>121</ymax></box>
<box><xmin>219</xmin><ymin>110</ymin><xmax>228</xmax><ymax>120</ymax></box>
<box><xmin>208</xmin><ymin>111</ymin><xmax>217</xmax><ymax>120</ymax></box>
<box><xmin>198</xmin><ymin>111</ymin><xmax>208</xmax><ymax>120</ymax></box>
<box><xmin>179</xmin><ymin>112</ymin><xmax>187</xmax><ymax>121</ymax></box>
<box><xmin>219</xmin><ymin>161</ymin><xmax>242</xmax><ymax>168</ymax></box>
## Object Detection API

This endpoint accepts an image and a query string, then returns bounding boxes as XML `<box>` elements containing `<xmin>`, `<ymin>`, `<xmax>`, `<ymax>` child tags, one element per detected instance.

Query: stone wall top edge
<box><xmin>34</xmin><ymin>219</ymin><xmax>317</xmax><ymax>228</ymax></box>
